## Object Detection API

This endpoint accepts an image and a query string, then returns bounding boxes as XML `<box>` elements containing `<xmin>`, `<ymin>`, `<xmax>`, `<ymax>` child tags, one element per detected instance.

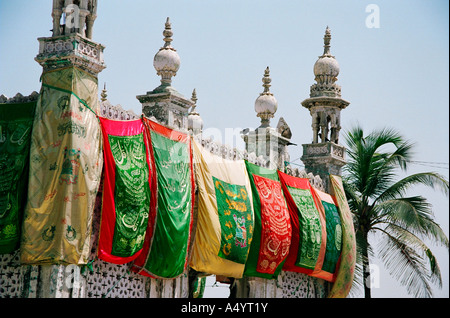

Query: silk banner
<box><xmin>310</xmin><ymin>187</ymin><xmax>342</xmax><ymax>282</ymax></box>
<box><xmin>131</xmin><ymin>118</ymin><xmax>194</xmax><ymax>278</ymax></box>
<box><xmin>277</xmin><ymin>171</ymin><xmax>327</xmax><ymax>275</ymax></box>
<box><xmin>97</xmin><ymin>117</ymin><xmax>153</xmax><ymax>264</ymax></box>
<box><xmin>20</xmin><ymin>66</ymin><xmax>103</xmax><ymax>265</ymax></box>
<box><xmin>190</xmin><ymin>139</ymin><xmax>254</xmax><ymax>278</ymax></box>
<box><xmin>243</xmin><ymin>161</ymin><xmax>291</xmax><ymax>279</ymax></box>
<box><xmin>0</xmin><ymin>102</ymin><xmax>35</xmax><ymax>254</ymax></box>
<box><xmin>328</xmin><ymin>174</ymin><xmax>356</xmax><ymax>298</ymax></box>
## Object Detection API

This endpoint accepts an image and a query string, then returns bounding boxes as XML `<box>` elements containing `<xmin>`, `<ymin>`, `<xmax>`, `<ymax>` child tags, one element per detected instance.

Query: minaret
<box><xmin>300</xmin><ymin>27</ymin><xmax>350</xmax><ymax>192</ymax></box>
<box><xmin>243</xmin><ymin>67</ymin><xmax>294</xmax><ymax>170</ymax></box>
<box><xmin>41</xmin><ymin>0</ymin><xmax>105</xmax><ymax>84</ymax></box>
<box><xmin>20</xmin><ymin>0</ymin><xmax>105</xmax><ymax>266</ymax></box>
<box><xmin>137</xmin><ymin>18</ymin><xmax>194</xmax><ymax>130</ymax></box>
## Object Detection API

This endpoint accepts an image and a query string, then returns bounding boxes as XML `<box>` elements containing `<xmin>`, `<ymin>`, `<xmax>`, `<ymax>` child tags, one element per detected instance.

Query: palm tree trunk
<box><xmin>362</xmin><ymin>233</ymin><xmax>372</xmax><ymax>298</ymax></box>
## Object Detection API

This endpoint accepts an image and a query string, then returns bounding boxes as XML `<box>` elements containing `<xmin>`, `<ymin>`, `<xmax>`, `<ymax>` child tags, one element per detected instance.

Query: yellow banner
<box><xmin>20</xmin><ymin>67</ymin><xmax>103</xmax><ymax>265</ymax></box>
<box><xmin>190</xmin><ymin>139</ymin><xmax>254</xmax><ymax>278</ymax></box>
<box><xmin>328</xmin><ymin>174</ymin><xmax>356</xmax><ymax>298</ymax></box>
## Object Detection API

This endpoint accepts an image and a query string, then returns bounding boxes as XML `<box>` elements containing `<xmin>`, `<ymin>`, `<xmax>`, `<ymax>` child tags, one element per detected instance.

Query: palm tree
<box><xmin>342</xmin><ymin>125</ymin><xmax>449</xmax><ymax>298</ymax></box>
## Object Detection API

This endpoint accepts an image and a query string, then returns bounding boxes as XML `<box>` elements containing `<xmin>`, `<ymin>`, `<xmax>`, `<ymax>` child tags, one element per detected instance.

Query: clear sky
<box><xmin>0</xmin><ymin>0</ymin><xmax>448</xmax><ymax>298</ymax></box>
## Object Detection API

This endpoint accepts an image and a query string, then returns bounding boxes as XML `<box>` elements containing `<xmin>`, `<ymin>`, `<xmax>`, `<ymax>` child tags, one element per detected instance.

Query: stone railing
<box><xmin>35</xmin><ymin>34</ymin><xmax>106</xmax><ymax>75</ymax></box>
<box><xmin>99</xmin><ymin>100</ymin><xmax>140</xmax><ymax>121</ymax></box>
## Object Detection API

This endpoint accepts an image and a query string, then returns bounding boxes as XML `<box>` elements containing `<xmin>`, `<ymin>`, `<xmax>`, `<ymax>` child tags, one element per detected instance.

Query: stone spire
<box><xmin>188</xmin><ymin>89</ymin><xmax>203</xmax><ymax>135</ymax></box>
<box><xmin>302</xmin><ymin>26</ymin><xmax>349</xmax><ymax>144</ymax></box>
<box><xmin>100</xmin><ymin>82</ymin><xmax>107</xmax><ymax>102</ymax></box>
<box><xmin>300</xmin><ymin>26</ymin><xmax>350</xmax><ymax>192</ymax></box>
<box><xmin>312</xmin><ymin>26</ymin><xmax>341</xmax><ymax>95</ymax></box>
<box><xmin>153</xmin><ymin>17</ymin><xmax>181</xmax><ymax>87</ymax></box>
<box><xmin>137</xmin><ymin>18</ymin><xmax>194</xmax><ymax>131</ymax></box>
<box><xmin>254</xmin><ymin>66</ymin><xmax>278</xmax><ymax>128</ymax></box>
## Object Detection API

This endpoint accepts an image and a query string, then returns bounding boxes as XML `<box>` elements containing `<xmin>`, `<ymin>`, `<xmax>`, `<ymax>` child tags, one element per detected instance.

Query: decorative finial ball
<box><xmin>188</xmin><ymin>112</ymin><xmax>204</xmax><ymax>132</ymax></box>
<box><xmin>153</xmin><ymin>17</ymin><xmax>181</xmax><ymax>81</ymax></box>
<box><xmin>313</xmin><ymin>56</ymin><xmax>340</xmax><ymax>81</ymax></box>
<box><xmin>255</xmin><ymin>93</ymin><xmax>278</xmax><ymax>117</ymax></box>
<box><xmin>255</xmin><ymin>67</ymin><xmax>277</xmax><ymax>118</ymax></box>
<box><xmin>153</xmin><ymin>49</ymin><xmax>181</xmax><ymax>76</ymax></box>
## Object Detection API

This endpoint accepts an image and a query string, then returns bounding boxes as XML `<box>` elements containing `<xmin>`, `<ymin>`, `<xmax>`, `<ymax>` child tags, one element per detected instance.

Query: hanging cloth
<box><xmin>20</xmin><ymin>66</ymin><xmax>103</xmax><ymax>265</ymax></box>
<box><xmin>328</xmin><ymin>174</ymin><xmax>356</xmax><ymax>298</ymax></box>
<box><xmin>277</xmin><ymin>171</ymin><xmax>327</xmax><ymax>276</ymax></box>
<box><xmin>131</xmin><ymin>118</ymin><xmax>194</xmax><ymax>279</ymax></box>
<box><xmin>0</xmin><ymin>101</ymin><xmax>36</xmax><ymax>254</ymax></box>
<box><xmin>189</xmin><ymin>139</ymin><xmax>254</xmax><ymax>278</ymax></box>
<box><xmin>243</xmin><ymin>161</ymin><xmax>291</xmax><ymax>279</ymax></box>
<box><xmin>310</xmin><ymin>187</ymin><xmax>342</xmax><ymax>282</ymax></box>
<box><xmin>97</xmin><ymin>117</ymin><xmax>153</xmax><ymax>264</ymax></box>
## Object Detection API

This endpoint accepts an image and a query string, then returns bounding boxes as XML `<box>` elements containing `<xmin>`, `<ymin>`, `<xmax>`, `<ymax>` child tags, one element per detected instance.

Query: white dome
<box><xmin>188</xmin><ymin>113</ymin><xmax>203</xmax><ymax>131</ymax></box>
<box><xmin>314</xmin><ymin>56</ymin><xmax>340</xmax><ymax>79</ymax></box>
<box><xmin>255</xmin><ymin>93</ymin><xmax>278</xmax><ymax>116</ymax></box>
<box><xmin>153</xmin><ymin>48</ymin><xmax>180</xmax><ymax>77</ymax></box>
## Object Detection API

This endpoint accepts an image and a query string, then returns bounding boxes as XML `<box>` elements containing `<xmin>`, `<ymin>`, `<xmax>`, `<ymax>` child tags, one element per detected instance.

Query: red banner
<box><xmin>97</xmin><ymin>117</ymin><xmax>153</xmax><ymax>264</ymax></box>
<box><xmin>252</xmin><ymin>174</ymin><xmax>291</xmax><ymax>275</ymax></box>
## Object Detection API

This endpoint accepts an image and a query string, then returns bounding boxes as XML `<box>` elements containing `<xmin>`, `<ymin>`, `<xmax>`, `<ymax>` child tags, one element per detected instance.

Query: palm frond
<box><xmin>382</xmin><ymin>223</ymin><xmax>443</xmax><ymax>288</ymax></box>
<box><xmin>375</xmin><ymin>172</ymin><xmax>449</xmax><ymax>205</ymax></box>
<box><xmin>374</xmin><ymin>197</ymin><xmax>449</xmax><ymax>248</ymax></box>
<box><xmin>377</xmin><ymin>227</ymin><xmax>434</xmax><ymax>298</ymax></box>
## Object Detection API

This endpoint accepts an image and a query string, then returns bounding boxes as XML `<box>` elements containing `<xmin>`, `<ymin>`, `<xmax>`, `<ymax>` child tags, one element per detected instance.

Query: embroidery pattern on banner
<box><xmin>287</xmin><ymin>186</ymin><xmax>322</xmax><ymax>270</ymax></box>
<box><xmin>213</xmin><ymin>176</ymin><xmax>253</xmax><ymax>264</ymax></box>
<box><xmin>139</xmin><ymin>129</ymin><xmax>192</xmax><ymax>278</ymax></box>
<box><xmin>322</xmin><ymin>200</ymin><xmax>342</xmax><ymax>274</ymax></box>
<box><xmin>253</xmin><ymin>174</ymin><xmax>291</xmax><ymax>274</ymax></box>
<box><xmin>108</xmin><ymin>134</ymin><xmax>150</xmax><ymax>257</ymax></box>
<box><xmin>59</xmin><ymin>147</ymin><xmax>81</xmax><ymax>185</ymax></box>
<box><xmin>0</xmin><ymin>118</ymin><xmax>32</xmax><ymax>250</ymax></box>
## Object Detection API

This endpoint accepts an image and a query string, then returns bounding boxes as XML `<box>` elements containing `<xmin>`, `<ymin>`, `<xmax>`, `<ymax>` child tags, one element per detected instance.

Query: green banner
<box><xmin>109</xmin><ymin>134</ymin><xmax>150</xmax><ymax>257</ymax></box>
<box><xmin>287</xmin><ymin>186</ymin><xmax>323</xmax><ymax>270</ymax></box>
<box><xmin>132</xmin><ymin>119</ymin><xmax>194</xmax><ymax>279</ymax></box>
<box><xmin>0</xmin><ymin>102</ymin><xmax>36</xmax><ymax>254</ymax></box>
<box><xmin>321</xmin><ymin>200</ymin><xmax>342</xmax><ymax>274</ymax></box>
<box><xmin>213</xmin><ymin>176</ymin><xmax>253</xmax><ymax>264</ymax></box>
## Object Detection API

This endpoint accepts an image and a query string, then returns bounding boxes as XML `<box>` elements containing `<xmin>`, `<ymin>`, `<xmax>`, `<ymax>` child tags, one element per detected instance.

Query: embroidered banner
<box><xmin>243</xmin><ymin>161</ymin><xmax>291</xmax><ymax>279</ymax></box>
<box><xmin>97</xmin><ymin>117</ymin><xmax>152</xmax><ymax>264</ymax></box>
<box><xmin>131</xmin><ymin>118</ymin><xmax>194</xmax><ymax>279</ymax></box>
<box><xmin>277</xmin><ymin>171</ymin><xmax>327</xmax><ymax>275</ymax></box>
<box><xmin>310</xmin><ymin>187</ymin><xmax>342</xmax><ymax>282</ymax></box>
<box><xmin>190</xmin><ymin>139</ymin><xmax>254</xmax><ymax>278</ymax></box>
<box><xmin>0</xmin><ymin>101</ymin><xmax>35</xmax><ymax>254</ymax></box>
<box><xmin>20</xmin><ymin>67</ymin><xmax>103</xmax><ymax>265</ymax></box>
<box><xmin>328</xmin><ymin>175</ymin><xmax>356</xmax><ymax>298</ymax></box>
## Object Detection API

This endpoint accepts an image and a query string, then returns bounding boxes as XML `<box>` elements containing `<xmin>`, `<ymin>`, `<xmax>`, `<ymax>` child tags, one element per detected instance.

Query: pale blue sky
<box><xmin>1</xmin><ymin>0</ymin><xmax>448</xmax><ymax>298</ymax></box>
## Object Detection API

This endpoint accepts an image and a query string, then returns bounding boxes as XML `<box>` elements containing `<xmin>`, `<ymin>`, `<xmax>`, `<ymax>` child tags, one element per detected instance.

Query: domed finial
<box><xmin>323</xmin><ymin>26</ymin><xmax>332</xmax><ymax>56</ymax></box>
<box><xmin>153</xmin><ymin>17</ymin><xmax>181</xmax><ymax>86</ymax></box>
<box><xmin>254</xmin><ymin>67</ymin><xmax>278</xmax><ymax>128</ymax></box>
<box><xmin>101</xmin><ymin>83</ymin><xmax>107</xmax><ymax>102</ymax></box>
